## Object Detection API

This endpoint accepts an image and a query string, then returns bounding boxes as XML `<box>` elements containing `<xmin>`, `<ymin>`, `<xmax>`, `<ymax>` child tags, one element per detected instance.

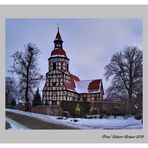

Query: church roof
<box><xmin>70</xmin><ymin>73</ymin><xmax>80</xmax><ymax>81</ymax></box>
<box><xmin>54</xmin><ymin>27</ymin><xmax>63</xmax><ymax>42</ymax></box>
<box><xmin>75</xmin><ymin>79</ymin><xmax>102</xmax><ymax>94</ymax></box>
<box><xmin>51</xmin><ymin>48</ymin><xmax>67</xmax><ymax>57</ymax></box>
<box><xmin>50</xmin><ymin>27</ymin><xmax>68</xmax><ymax>58</ymax></box>
<box><xmin>64</xmin><ymin>74</ymin><xmax>103</xmax><ymax>94</ymax></box>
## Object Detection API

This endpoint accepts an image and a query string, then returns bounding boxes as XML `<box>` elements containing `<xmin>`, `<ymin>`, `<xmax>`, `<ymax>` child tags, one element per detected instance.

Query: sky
<box><xmin>6</xmin><ymin>19</ymin><xmax>143</xmax><ymax>93</ymax></box>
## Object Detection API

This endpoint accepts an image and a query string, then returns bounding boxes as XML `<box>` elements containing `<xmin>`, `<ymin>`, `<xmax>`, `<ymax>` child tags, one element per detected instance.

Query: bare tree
<box><xmin>104</xmin><ymin>46</ymin><xmax>143</xmax><ymax>114</ymax></box>
<box><xmin>10</xmin><ymin>43</ymin><xmax>43</xmax><ymax>111</ymax></box>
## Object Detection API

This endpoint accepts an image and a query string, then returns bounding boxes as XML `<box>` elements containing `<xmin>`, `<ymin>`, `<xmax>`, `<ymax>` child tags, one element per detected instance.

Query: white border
<box><xmin>0</xmin><ymin>0</ymin><xmax>148</xmax><ymax>5</ymax></box>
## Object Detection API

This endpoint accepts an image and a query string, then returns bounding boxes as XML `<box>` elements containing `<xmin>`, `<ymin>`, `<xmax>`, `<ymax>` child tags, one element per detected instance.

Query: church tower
<box><xmin>48</xmin><ymin>27</ymin><xmax>69</xmax><ymax>72</ymax></box>
<box><xmin>42</xmin><ymin>27</ymin><xmax>104</xmax><ymax>113</ymax></box>
<box><xmin>42</xmin><ymin>27</ymin><xmax>73</xmax><ymax>106</ymax></box>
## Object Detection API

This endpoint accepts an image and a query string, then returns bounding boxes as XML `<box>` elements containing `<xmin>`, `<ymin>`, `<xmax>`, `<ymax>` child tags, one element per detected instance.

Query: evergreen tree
<box><xmin>32</xmin><ymin>88</ymin><xmax>42</xmax><ymax>106</ymax></box>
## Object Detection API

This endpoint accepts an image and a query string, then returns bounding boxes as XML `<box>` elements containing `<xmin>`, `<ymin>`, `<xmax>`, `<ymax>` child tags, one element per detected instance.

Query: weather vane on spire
<box><xmin>57</xmin><ymin>23</ymin><xmax>59</xmax><ymax>31</ymax></box>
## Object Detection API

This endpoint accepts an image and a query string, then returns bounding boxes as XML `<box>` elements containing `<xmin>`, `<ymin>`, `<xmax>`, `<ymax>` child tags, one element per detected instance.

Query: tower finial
<box><xmin>54</xmin><ymin>24</ymin><xmax>63</xmax><ymax>48</ymax></box>
<box><xmin>57</xmin><ymin>23</ymin><xmax>59</xmax><ymax>32</ymax></box>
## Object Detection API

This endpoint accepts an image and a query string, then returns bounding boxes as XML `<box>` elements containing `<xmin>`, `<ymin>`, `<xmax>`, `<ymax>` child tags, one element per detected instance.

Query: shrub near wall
<box><xmin>61</xmin><ymin>101</ymin><xmax>91</xmax><ymax>117</ymax></box>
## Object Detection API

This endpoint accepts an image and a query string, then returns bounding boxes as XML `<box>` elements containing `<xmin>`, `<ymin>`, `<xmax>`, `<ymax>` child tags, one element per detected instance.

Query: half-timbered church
<box><xmin>42</xmin><ymin>27</ymin><xmax>104</xmax><ymax>112</ymax></box>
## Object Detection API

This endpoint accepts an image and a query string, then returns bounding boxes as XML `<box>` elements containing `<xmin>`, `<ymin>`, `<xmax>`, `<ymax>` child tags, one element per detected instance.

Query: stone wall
<box><xmin>15</xmin><ymin>105</ymin><xmax>63</xmax><ymax>116</ymax></box>
<box><xmin>31</xmin><ymin>106</ymin><xmax>63</xmax><ymax>116</ymax></box>
<box><xmin>15</xmin><ymin>104</ymin><xmax>26</xmax><ymax>111</ymax></box>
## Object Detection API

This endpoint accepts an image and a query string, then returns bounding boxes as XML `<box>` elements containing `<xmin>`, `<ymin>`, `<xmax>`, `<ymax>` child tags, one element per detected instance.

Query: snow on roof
<box><xmin>50</xmin><ymin>55</ymin><xmax>66</xmax><ymax>58</ymax></box>
<box><xmin>64</xmin><ymin>72</ymin><xmax>102</xmax><ymax>93</ymax></box>
<box><xmin>74</xmin><ymin>79</ymin><xmax>101</xmax><ymax>94</ymax></box>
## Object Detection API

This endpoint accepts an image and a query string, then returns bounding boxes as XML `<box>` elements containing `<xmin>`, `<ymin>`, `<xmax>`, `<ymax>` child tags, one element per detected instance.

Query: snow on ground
<box><xmin>6</xmin><ymin>108</ymin><xmax>142</xmax><ymax>129</ymax></box>
<box><xmin>6</xmin><ymin>117</ymin><xmax>29</xmax><ymax>130</ymax></box>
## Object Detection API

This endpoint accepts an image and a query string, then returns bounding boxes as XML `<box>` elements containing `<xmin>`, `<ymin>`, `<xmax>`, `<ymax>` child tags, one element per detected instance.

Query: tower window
<box><xmin>83</xmin><ymin>98</ymin><xmax>87</xmax><ymax>102</ymax></box>
<box><xmin>53</xmin><ymin>82</ymin><xmax>56</xmax><ymax>86</ymax></box>
<box><xmin>53</xmin><ymin>63</ymin><xmax>56</xmax><ymax>70</ymax></box>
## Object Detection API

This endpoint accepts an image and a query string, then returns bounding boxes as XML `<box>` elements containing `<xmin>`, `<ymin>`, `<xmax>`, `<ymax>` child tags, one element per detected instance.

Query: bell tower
<box><xmin>42</xmin><ymin>27</ymin><xmax>71</xmax><ymax>106</ymax></box>
<box><xmin>48</xmin><ymin>27</ymin><xmax>69</xmax><ymax>72</ymax></box>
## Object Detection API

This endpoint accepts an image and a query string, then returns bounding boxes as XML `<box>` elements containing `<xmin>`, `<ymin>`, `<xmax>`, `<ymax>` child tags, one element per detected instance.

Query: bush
<box><xmin>61</xmin><ymin>101</ymin><xmax>91</xmax><ymax>117</ymax></box>
<box><xmin>73</xmin><ymin>119</ymin><xmax>79</xmax><ymax>122</ymax></box>
<box><xmin>62</xmin><ymin>111</ymin><xmax>71</xmax><ymax>118</ymax></box>
<box><xmin>57</xmin><ymin>116</ymin><xmax>64</xmax><ymax>120</ymax></box>
<box><xmin>135</xmin><ymin>114</ymin><xmax>142</xmax><ymax>120</ymax></box>
<box><xmin>99</xmin><ymin>114</ymin><xmax>104</xmax><ymax>119</ymax></box>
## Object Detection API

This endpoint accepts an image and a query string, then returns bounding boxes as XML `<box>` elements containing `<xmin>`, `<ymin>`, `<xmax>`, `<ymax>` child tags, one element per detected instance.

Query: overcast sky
<box><xmin>6</xmin><ymin>19</ymin><xmax>142</xmax><ymax>92</ymax></box>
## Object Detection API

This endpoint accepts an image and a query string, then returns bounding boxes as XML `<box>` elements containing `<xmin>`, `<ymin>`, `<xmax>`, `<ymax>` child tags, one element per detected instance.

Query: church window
<box><xmin>83</xmin><ymin>98</ymin><xmax>87</xmax><ymax>102</ymax></box>
<box><xmin>94</xmin><ymin>96</ymin><xmax>98</xmax><ymax>101</ymax></box>
<box><xmin>53</xmin><ymin>82</ymin><xmax>56</xmax><ymax>86</ymax></box>
<box><xmin>53</xmin><ymin>63</ymin><xmax>56</xmax><ymax>70</ymax></box>
<box><xmin>91</xmin><ymin>97</ymin><xmax>94</xmax><ymax>101</ymax></box>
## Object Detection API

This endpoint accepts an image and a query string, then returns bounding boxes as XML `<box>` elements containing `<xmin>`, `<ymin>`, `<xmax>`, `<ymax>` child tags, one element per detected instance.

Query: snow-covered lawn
<box><xmin>6</xmin><ymin>108</ymin><xmax>142</xmax><ymax>129</ymax></box>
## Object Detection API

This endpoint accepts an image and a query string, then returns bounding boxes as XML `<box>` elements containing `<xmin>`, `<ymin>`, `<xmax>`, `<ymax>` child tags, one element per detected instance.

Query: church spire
<box><xmin>54</xmin><ymin>25</ymin><xmax>63</xmax><ymax>48</ymax></box>
<box><xmin>51</xmin><ymin>26</ymin><xmax>68</xmax><ymax>58</ymax></box>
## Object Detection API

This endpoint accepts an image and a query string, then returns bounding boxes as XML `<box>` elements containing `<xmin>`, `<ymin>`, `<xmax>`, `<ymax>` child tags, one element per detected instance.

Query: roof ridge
<box><xmin>77</xmin><ymin>79</ymin><xmax>101</xmax><ymax>82</ymax></box>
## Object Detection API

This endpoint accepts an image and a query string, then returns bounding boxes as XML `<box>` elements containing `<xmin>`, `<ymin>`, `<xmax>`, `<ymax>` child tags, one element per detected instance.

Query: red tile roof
<box><xmin>70</xmin><ymin>73</ymin><xmax>80</xmax><ymax>81</ymax></box>
<box><xmin>64</xmin><ymin>74</ymin><xmax>80</xmax><ymax>92</ymax></box>
<box><xmin>88</xmin><ymin>80</ymin><xmax>101</xmax><ymax>92</ymax></box>
<box><xmin>64</xmin><ymin>82</ymin><xmax>75</xmax><ymax>91</ymax></box>
<box><xmin>64</xmin><ymin>78</ymin><xmax>76</xmax><ymax>92</ymax></box>
<box><xmin>51</xmin><ymin>48</ymin><xmax>67</xmax><ymax>57</ymax></box>
<box><xmin>64</xmin><ymin>75</ymin><xmax>102</xmax><ymax>94</ymax></box>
